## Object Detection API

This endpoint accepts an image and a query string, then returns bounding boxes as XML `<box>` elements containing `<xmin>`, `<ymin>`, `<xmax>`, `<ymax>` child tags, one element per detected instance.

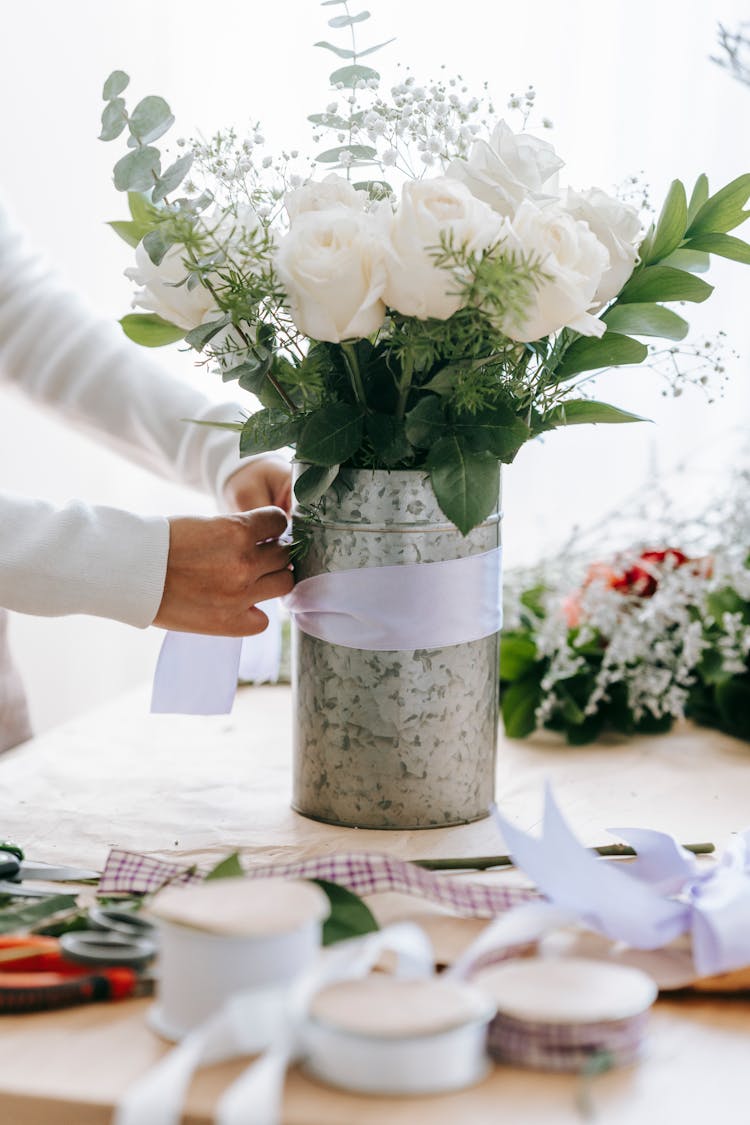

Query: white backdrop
<box><xmin>0</xmin><ymin>0</ymin><xmax>748</xmax><ymax>732</ymax></box>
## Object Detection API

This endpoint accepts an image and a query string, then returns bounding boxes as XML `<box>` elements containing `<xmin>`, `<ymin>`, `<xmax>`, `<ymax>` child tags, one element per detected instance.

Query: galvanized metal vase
<box><xmin>292</xmin><ymin>466</ymin><xmax>501</xmax><ymax>829</ymax></box>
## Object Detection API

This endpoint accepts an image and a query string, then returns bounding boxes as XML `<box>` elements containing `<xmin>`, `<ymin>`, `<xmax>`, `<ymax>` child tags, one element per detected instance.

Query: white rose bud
<box><xmin>498</xmin><ymin>200</ymin><xmax>609</xmax><ymax>341</ymax></box>
<box><xmin>384</xmin><ymin>177</ymin><xmax>503</xmax><ymax>320</ymax></box>
<box><xmin>125</xmin><ymin>242</ymin><xmax>219</xmax><ymax>331</ymax></box>
<box><xmin>274</xmin><ymin>209</ymin><xmax>387</xmax><ymax>342</ymax></box>
<box><xmin>446</xmin><ymin>119</ymin><xmax>564</xmax><ymax>217</ymax></box>
<box><xmin>563</xmin><ymin>187</ymin><xmax>641</xmax><ymax>305</ymax></box>
<box><xmin>284</xmin><ymin>173</ymin><xmax>365</xmax><ymax>224</ymax></box>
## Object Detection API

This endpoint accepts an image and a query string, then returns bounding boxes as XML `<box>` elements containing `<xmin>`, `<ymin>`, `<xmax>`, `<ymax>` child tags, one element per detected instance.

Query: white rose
<box><xmin>285</xmin><ymin>173</ymin><xmax>365</xmax><ymax>224</ymax></box>
<box><xmin>383</xmin><ymin>177</ymin><xmax>503</xmax><ymax>320</ymax></box>
<box><xmin>125</xmin><ymin>205</ymin><xmax>261</xmax><ymax>331</ymax></box>
<box><xmin>125</xmin><ymin>241</ymin><xmax>219</xmax><ymax>331</ymax></box>
<box><xmin>274</xmin><ymin>208</ymin><xmax>387</xmax><ymax>342</ymax></box>
<box><xmin>446</xmin><ymin>119</ymin><xmax>564</xmax><ymax>217</ymax></box>
<box><xmin>563</xmin><ymin>187</ymin><xmax>641</xmax><ymax>305</ymax></box>
<box><xmin>498</xmin><ymin>200</ymin><xmax>609</xmax><ymax>341</ymax></box>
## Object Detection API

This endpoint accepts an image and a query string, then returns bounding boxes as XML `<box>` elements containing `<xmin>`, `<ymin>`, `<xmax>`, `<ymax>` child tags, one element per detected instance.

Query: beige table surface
<box><xmin>0</xmin><ymin>684</ymin><xmax>749</xmax><ymax>1124</ymax></box>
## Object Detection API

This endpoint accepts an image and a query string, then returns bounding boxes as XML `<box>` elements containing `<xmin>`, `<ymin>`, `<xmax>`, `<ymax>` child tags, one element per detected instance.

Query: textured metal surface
<box><xmin>292</xmin><ymin>467</ymin><xmax>501</xmax><ymax>829</ymax></box>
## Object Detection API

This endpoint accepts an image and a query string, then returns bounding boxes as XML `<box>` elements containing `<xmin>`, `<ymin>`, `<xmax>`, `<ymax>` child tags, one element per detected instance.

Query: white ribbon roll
<box><xmin>151</xmin><ymin>548</ymin><xmax>503</xmax><ymax>715</ymax></box>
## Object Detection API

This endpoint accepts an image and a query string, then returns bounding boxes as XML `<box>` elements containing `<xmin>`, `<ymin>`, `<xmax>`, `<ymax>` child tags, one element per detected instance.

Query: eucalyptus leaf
<box><xmin>240</xmin><ymin>410</ymin><xmax>300</xmax><ymax>456</ymax></box>
<box><xmin>113</xmin><ymin>146</ymin><xmax>161</xmax><ymax>192</ymax></box>
<box><xmin>99</xmin><ymin>98</ymin><xmax>127</xmax><ymax>141</ymax></box>
<box><xmin>184</xmin><ymin>315</ymin><xmax>231</xmax><ymax>352</ymax></box>
<box><xmin>142</xmin><ymin>226</ymin><xmax>176</xmax><ymax>266</ymax></box>
<box><xmin>307</xmin><ymin>113</ymin><xmax>352</xmax><ymax>130</ymax></box>
<box><xmin>683</xmin><ymin>232</ymin><xmax>750</xmax><ymax>264</ymax></box>
<box><xmin>329</xmin><ymin>11</ymin><xmax>370</xmax><ymax>27</ymax></box>
<box><xmin>404</xmin><ymin>395</ymin><xmax>445</xmax><ymax>447</ymax></box>
<box><xmin>427</xmin><ymin>436</ymin><xmax>498</xmax><ymax>536</ymax></box>
<box><xmin>647</xmin><ymin>179</ymin><xmax>688</xmax><ymax>263</ymax></box>
<box><xmin>205</xmin><ymin>853</ymin><xmax>244</xmax><ymax>880</ymax></box>
<box><xmin>119</xmin><ymin>313</ymin><xmax>185</xmax><ymax>347</ymax></box>
<box><xmin>102</xmin><ymin>70</ymin><xmax>129</xmax><ymax>100</ymax></box>
<box><xmin>542</xmin><ymin>399</ymin><xmax>648</xmax><ymax>428</ymax></box>
<box><xmin>552</xmin><ymin>332</ymin><xmax>648</xmax><ymax>381</ymax></box>
<box><xmin>356</xmin><ymin>38</ymin><xmax>395</xmax><ymax>57</ymax></box>
<box><xmin>329</xmin><ymin>64</ymin><xmax>380</xmax><ymax>88</ymax></box>
<box><xmin>129</xmin><ymin>95</ymin><xmax>175</xmax><ymax>145</ymax></box>
<box><xmin>617</xmin><ymin>265</ymin><xmax>713</xmax><ymax>305</ymax></box>
<box><xmin>294</xmin><ymin>464</ymin><xmax>340</xmax><ymax>505</ymax></box>
<box><xmin>352</xmin><ymin>179</ymin><xmax>393</xmax><ymax>199</ymax></box>
<box><xmin>152</xmin><ymin>153</ymin><xmax>194</xmax><ymax>202</ymax></box>
<box><xmin>313</xmin><ymin>880</ymin><xmax>379</xmax><ymax>946</ymax></box>
<box><xmin>315</xmin><ymin>144</ymin><xmax>377</xmax><ymax>164</ymax></box>
<box><xmin>602</xmin><ymin>302</ymin><xmax>689</xmax><ymax>340</ymax></box>
<box><xmin>315</xmin><ymin>40</ymin><xmax>358</xmax><ymax>58</ymax></box>
<box><xmin>686</xmin><ymin>173</ymin><xmax>750</xmax><ymax>236</ymax></box>
<box><xmin>297</xmin><ymin>402</ymin><xmax>365</xmax><ymax>465</ymax></box>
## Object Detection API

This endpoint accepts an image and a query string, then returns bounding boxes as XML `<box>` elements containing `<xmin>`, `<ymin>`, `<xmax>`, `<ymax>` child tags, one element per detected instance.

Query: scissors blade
<box><xmin>18</xmin><ymin>862</ymin><xmax>100</xmax><ymax>882</ymax></box>
<box><xmin>0</xmin><ymin>880</ymin><xmax>63</xmax><ymax>898</ymax></box>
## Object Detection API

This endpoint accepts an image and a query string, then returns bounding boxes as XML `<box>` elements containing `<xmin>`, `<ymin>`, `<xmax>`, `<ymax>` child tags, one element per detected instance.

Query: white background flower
<box><xmin>383</xmin><ymin>177</ymin><xmax>503</xmax><ymax>320</ymax></box>
<box><xmin>446</xmin><ymin>119</ymin><xmax>564</xmax><ymax>217</ymax></box>
<box><xmin>498</xmin><ymin>199</ymin><xmax>609</xmax><ymax>341</ymax></box>
<box><xmin>563</xmin><ymin>187</ymin><xmax>642</xmax><ymax>306</ymax></box>
<box><xmin>285</xmin><ymin>173</ymin><xmax>365</xmax><ymax>223</ymax></box>
<box><xmin>125</xmin><ymin>242</ymin><xmax>218</xmax><ymax>330</ymax></box>
<box><xmin>274</xmin><ymin>209</ymin><xmax>387</xmax><ymax>342</ymax></box>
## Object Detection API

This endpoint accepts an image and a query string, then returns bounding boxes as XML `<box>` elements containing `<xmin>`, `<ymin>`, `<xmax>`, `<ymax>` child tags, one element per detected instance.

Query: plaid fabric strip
<box><xmin>487</xmin><ymin>1010</ymin><xmax>650</xmax><ymax>1071</ymax></box>
<box><xmin>99</xmin><ymin>848</ymin><xmax>539</xmax><ymax>918</ymax></box>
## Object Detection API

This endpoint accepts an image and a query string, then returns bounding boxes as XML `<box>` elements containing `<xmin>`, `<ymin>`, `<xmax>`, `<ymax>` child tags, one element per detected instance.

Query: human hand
<box><xmin>153</xmin><ymin>507</ymin><xmax>292</xmax><ymax>636</ymax></box>
<box><xmin>223</xmin><ymin>455</ymin><xmax>292</xmax><ymax>515</ymax></box>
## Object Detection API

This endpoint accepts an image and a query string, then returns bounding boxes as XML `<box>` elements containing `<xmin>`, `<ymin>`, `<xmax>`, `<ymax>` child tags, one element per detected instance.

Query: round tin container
<box><xmin>147</xmin><ymin>877</ymin><xmax>329</xmax><ymax>1044</ymax></box>
<box><xmin>302</xmin><ymin>975</ymin><xmax>496</xmax><ymax>1094</ymax></box>
<box><xmin>473</xmin><ymin>957</ymin><xmax>657</xmax><ymax>1071</ymax></box>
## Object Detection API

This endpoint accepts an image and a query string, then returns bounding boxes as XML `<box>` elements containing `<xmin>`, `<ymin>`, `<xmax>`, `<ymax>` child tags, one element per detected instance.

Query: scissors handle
<box><xmin>0</xmin><ymin>938</ymin><xmax>148</xmax><ymax>1013</ymax></box>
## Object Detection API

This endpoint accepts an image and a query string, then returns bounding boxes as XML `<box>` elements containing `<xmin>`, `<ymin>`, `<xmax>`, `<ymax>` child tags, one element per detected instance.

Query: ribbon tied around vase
<box><xmin>151</xmin><ymin>546</ymin><xmax>503</xmax><ymax>715</ymax></box>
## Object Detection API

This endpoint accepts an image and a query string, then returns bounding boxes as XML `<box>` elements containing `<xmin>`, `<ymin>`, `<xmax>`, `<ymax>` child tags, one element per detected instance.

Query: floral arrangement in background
<box><xmin>98</xmin><ymin>2</ymin><xmax>750</xmax><ymax>534</ymax></box>
<box><xmin>501</xmin><ymin>536</ymin><xmax>750</xmax><ymax>745</ymax></box>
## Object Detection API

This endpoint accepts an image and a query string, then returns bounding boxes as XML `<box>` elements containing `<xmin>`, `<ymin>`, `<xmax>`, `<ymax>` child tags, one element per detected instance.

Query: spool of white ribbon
<box><xmin>151</xmin><ymin>547</ymin><xmax>502</xmax><ymax>714</ymax></box>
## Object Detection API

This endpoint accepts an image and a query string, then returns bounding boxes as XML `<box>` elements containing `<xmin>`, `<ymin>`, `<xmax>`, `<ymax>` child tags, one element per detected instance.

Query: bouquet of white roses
<box><xmin>100</xmin><ymin>4</ymin><xmax>750</xmax><ymax>534</ymax></box>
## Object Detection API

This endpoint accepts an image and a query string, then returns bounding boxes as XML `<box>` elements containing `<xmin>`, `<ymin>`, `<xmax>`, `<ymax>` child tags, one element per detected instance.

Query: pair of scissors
<box><xmin>0</xmin><ymin>841</ymin><xmax>100</xmax><ymax>897</ymax></box>
<box><xmin>0</xmin><ymin>908</ymin><xmax>158</xmax><ymax>1013</ymax></box>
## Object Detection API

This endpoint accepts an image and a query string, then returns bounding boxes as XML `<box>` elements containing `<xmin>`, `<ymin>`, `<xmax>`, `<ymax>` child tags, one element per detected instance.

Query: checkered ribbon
<box><xmin>99</xmin><ymin>848</ymin><xmax>540</xmax><ymax>919</ymax></box>
<box><xmin>487</xmin><ymin>1010</ymin><xmax>650</xmax><ymax>1072</ymax></box>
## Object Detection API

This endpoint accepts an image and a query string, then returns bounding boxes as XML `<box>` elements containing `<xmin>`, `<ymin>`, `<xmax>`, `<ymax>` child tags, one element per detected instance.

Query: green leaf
<box><xmin>307</xmin><ymin>113</ymin><xmax>352</xmax><ymax>130</ymax></box>
<box><xmin>312</xmin><ymin>880</ymin><xmax>378</xmax><ymax>946</ymax></box>
<box><xmin>184</xmin><ymin>315</ymin><xmax>230</xmax><ymax>351</ymax></box>
<box><xmin>660</xmin><ymin>248</ymin><xmax>710</xmax><ymax>274</ymax></box>
<box><xmin>602</xmin><ymin>302</ymin><xmax>689</xmax><ymax>340</ymax></box>
<box><xmin>240</xmin><ymin>410</ymin><xmax>300</xmax><ymax>456</ymax></box>
<box><xmin>119</xmin><ymin>313</ymin><xmax>185</xmax><ymax>347</ymax></box>
<box><xmin>315</xmin><ymin>40</ymin><xmax>358</xmax><ymax>58</ymax></box>
<box><xmin>683</xmin><ymin>232</ymin><xmax>750</xmax><ymax>264</ymax></box>
<box><xmin>365</xmin><ymin>413</ymin><xmax>412</xmax><ymax>465</ymax></box>
<box><xmin>356</xmin><ymin>39</ymin><xmax>395</xmax><ymax>57</ymax></box>
<box><xmin>294</xmin><ymin>464</ymin><xmax>340</xmax><ymax>505</ymax></box>
<box><xmin>107</xmin><ymin>220</ymin><xmax>146</xmax><ymax>248</ymax></box>
<box><xmin>617</xmin><ymin>265</ymin><xmax>713</xmax><ymax>305</ymax></box>
<box><xmin>687</xmin><ymin>173</ymin><xmax>709</xmax><ymax>224</ymax></box>
<box><xmin>113</xmin><ymin>145</ymin><xmax>161</xmax><ymax>192</ymax></box>
<box><xmin>102</xmin><ymin>69</ymin><xmax>129</xmax><ymax>100</ymax></box>
<box><xmin>686</xmin><ymin>173</ymin><xmax>750</xmax><ymax>236</ymax></box>
<box><xmin>142</xmin><ymin>226</ymin><xmax>176</xmax><ymax>266</ymax></box>
<box><xmin>128</xmin><ymin>95</ymin><xmax>174</xmax><ymax>145</ymax></box>
<box><xmin>352</xmin><ymin>179</ymin><xmax>393</xmax><ymax>199</ymax></box>
<box><xmin>454</xmin><ymin>402</ymin><xmax>530</xmax><ymax>462</ymax></box>
<box><xmin>99</xmin><ymin>98</ymin><xmax>127</xmax><ymax>141</ymax></box>
<box><xmin>553</xmin><ymin>332</ymin><xmax>648</xmax><ymax>381</ymax></box>
<box><xmin>329</xmin><ymin>64</ymin><xmax>380</xmax><ymax>88</ymax></box>
<box><xmin>205</xmin><ymin>852</ymin><xmax>244</xmax><ymax>880</ymax></box>
<box><xmin>0</xmin><ymin>894</ymin><xmax>78</xmax><ymax>935</ymax></box>
<box><xmin>427</xmin><ymin>436</ymin><xmax>499</xmax><ymax>536</ymax></box>
<box><xmin>297</xmin><ymin>402</ymin><xmax>365</xmax><ymax>465</ymax></box>
<box><xmin>329</xmin><ymin>10</ymin><xmax>370</xmax><ymax>27</ymax></box>
<box><xmin>404</xmin><ymin>395</ymin><xmax>445</xmax><ymax>447</ymax></box>
<box><xmin>500</xmin><ymin>633</ymin><xmax>539</xmax><ymax>682</ymax></box>
<box><xmin>315</xmin><ymin>144</ymin><xmax>377</xmax><ymax>164</ymax></box>
<box><xmin>222</xmin><ymin>352</ymin><xmax>272</xmax><ymax>393</ymax></box>
<box><xmin>542</xmin><ymin>399</ymin><xmax>648</xmax><ymax>428</ymax></box>
<box><xmin>646</xmin><ymin>179</ymin><xmax>688</xmax><ymax>263</ymax></box>
<box><xmin>128</xmin><ymin>191</ymin><xmax>161</xmax><ymax>225</ymax></box>
<box><xmin>715</xmin><ymin>677</ymin><xmax>750</xmax><ymax>739</ymax></box>
<box><xmin>501</xmin><ymin>677</ymin><xmax>541</xmax><ymax>738</ymax></box>
<box><xmin>152</xmin><ymin>153</ymin><xmax>194</xmax><ymax>202</ymax></box>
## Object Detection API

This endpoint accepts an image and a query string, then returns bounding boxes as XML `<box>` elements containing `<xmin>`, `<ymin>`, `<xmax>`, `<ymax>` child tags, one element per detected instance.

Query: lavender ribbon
<box><xmin>492</xmin><ymin>786</ymin><xmax>750</xmax><ymax>977</ymax></box>
<box><xmin>151</xmin><ymin>548</ymin><xmax>502</xmax><ymax>715</ymax></box>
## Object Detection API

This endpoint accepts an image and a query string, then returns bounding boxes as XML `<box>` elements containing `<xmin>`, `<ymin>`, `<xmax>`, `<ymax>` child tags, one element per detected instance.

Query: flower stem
<box><xmin>341</xmin><ymin>341</ymin><xmax>367</xmax><ymax>408</ymax></box>
<box><xmin>395</xmin><ymin>354</ymin><xmax>414</xmax><ymax>420</ymax></box>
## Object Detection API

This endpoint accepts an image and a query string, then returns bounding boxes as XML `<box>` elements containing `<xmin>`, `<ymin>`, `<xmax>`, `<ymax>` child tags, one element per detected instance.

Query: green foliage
<box><xmin>686</xmin><ymin>172</ymin><xmax>750</xmax><ymax>236</ymax></box>
<box><xmin>541</xmin><ymin>400</ymin><xmax>647</xmax><ymax>428</ymax></box>
<box><xmin>683</xmin><ymin>232</ymin><xmax>750</xmax><ymax>264</ymax></box>
<box><xmin>102</xmin><ymin>70</ymin><xmax>129</xmax><ymax>100</ymax></box>
<box><xmin>240</xmin><ymin>409</ymin><xmax>301</xmax><ymax>455</ymax></box>
<box><xmin>297</xmin><ymin>402</ymin><xmax>366</xmax><ymax>465</ymax></box>
<box><xmin>128</xmin><ymin>95</ymin><xmax>175</xmax><ymax>145</ymax></box>
<box><xmin>205</xmin><ymin>852</ymin><xmax>244</xmax><ymax>880</ymax></box>
<box><xmin>617</xmin><ymin>265</ymin><xmax>713</xmax><ymax>304</ymax></box>
<box><xmin>643</xmin><ymin>179</ymin><xmax>688</xmax><ymax>264</ymax></box>
<box><xmin>552</xmin><ymin>332</ymin><xmax>648</xmax><ymax>380</ymax></box>
<box><xmin>294</xmin><ymin>463</ymin><xmax>340</xmax><ymax>505</ymax></box>
<box><xmin>312</xmin><ymin>880</ymin><xmax>379</xmax><ymax>946</ymax></box>
<box><xmin>113</xmin><ymin>146</ymin><xmax>161</xmax><ymax>192</ymax></box>
<box><xmin>426</xmin><ymin>436</ymin><xmax>498</xmax><ymax>536</ymax></box>
<box><xmin>602</xmin><ymin>302</ymin><xmax>689</xmax><ymax>341</ymax></box>
<box><xmin>119</xmin><ymin>313</ymin><xmax>185</xmax><ymax>346</ymax></box>
<box><xmin>316</xmin><ymin>144</ymin><xmax>377</xmax><ymax>164</ymax></box>
<box><xmin>328</xmin><ymin>63</ymin><xmax>380</xmax><ymax>87</ymax></box>
<box><xmin>0</xmin><ymin>894</ymin><xmax>78</xmax><ymax>934</ymax></box>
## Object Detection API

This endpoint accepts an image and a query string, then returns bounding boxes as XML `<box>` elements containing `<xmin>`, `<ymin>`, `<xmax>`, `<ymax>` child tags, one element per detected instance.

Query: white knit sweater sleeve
<box><xmin>0</xmin><ymin>206</ymin><xmax>248</xmax><ymax>627</ymax></box>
